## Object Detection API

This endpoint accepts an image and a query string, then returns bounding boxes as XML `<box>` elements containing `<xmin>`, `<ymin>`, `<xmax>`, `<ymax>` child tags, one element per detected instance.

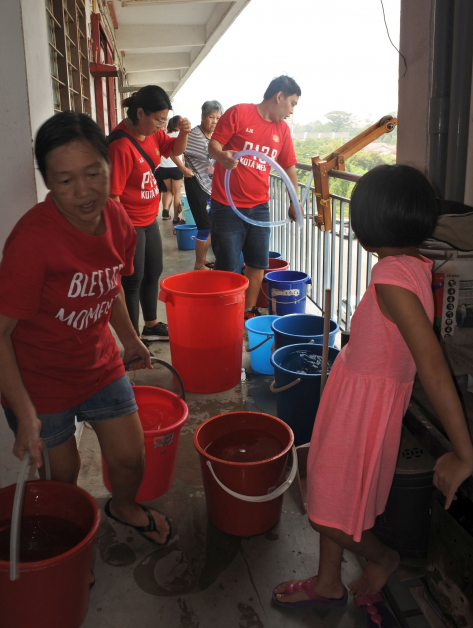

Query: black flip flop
<box><xmin>104</xmin><ymin>498</ymin><xmax>172</xmax><ymax>547</ymax></box>
<box><xmin>204</xmin><ymin>262</ymin><xmax>215</xmax><ymax>269</ymax></box>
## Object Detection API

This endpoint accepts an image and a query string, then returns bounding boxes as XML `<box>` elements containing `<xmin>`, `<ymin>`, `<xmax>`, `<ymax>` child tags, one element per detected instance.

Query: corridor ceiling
<box><xmin>110</xmin><ymin>0</ymin><xmax>251</xmax><ymax>96</ymax></box>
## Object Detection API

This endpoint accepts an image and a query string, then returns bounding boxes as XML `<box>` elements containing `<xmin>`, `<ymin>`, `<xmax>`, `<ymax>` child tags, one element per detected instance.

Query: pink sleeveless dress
<box><xmin>306</xmin><ymin>255</ymin><xmax>434</xmax><ymax>542</ymax></box>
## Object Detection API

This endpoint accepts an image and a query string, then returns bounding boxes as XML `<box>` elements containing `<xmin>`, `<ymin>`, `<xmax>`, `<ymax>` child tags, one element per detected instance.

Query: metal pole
<box><xmin>445</xmin><ymin>0</ymin><xmax>473</xmax><ymax>202</ymax></box>
<box><xmin>320</xmin><ymin>289</ymin><xmax>331</xmax><ymax>395</ymax></box>
<box><xmin>428</xmin><ymin>0</ymin><xmax>454</xmax><ymax>197</ymax></box>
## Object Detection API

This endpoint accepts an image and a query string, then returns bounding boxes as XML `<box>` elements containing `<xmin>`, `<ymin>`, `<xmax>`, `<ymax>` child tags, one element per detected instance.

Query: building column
<box><xmin>0</xmin><ymin>0</ymin><xmax>54</xmax><ymax>253</ymax></box>
<box><xmin>396</xmin><ymin>0</ymin><xmax>434</xmax><ymax>173</ymax></box>
<box><xmin>0</xmin><ymin>0</ymin><xmax>54</xmax><ymax>487</ymax></box>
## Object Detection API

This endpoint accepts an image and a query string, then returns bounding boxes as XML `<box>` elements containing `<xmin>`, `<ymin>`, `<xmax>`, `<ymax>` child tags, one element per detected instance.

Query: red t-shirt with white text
<box><xmin>0</xmin><ymin>194</ymin><xmax>137</xmax><ymax>413</ymax></box>
<box><xmin>108</xmin><ymin>121</ymin><xmax>175</xmax><ymax>226</ymax></box>
<box><xmin>211</xmin><ymin>103</ymin><xmax>297</xmax><ymax>208</ymax></box>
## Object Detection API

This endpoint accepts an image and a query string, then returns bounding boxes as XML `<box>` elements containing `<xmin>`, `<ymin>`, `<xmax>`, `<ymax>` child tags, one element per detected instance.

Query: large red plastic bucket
<box><xmin>159</xmin><ymin>271</ymin><xmax>249</xmax><ymax>393</ymax></box>
<box><xmin>194</xmin><ymin>411</ymin><xmax>296</xmax><ymax>536</ymax></box>
<box><xmin>0</xmin><ymin>480</ymin><xmax>100</xmax><ymax>628</ymax></box>
<box><xmin>102</xmin><ymin>362</ymin><xmax>189</xmax><ymax>501</ymax></box>
<box><xmin>256</xmin><ymin>258</ymin><xmax>290</xmax><ymax>308</ymax></box>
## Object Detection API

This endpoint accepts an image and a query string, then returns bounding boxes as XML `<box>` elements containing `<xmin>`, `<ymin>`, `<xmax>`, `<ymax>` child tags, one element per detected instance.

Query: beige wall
<box><xmin>0</xmin><ymin>0</ymin><xmax>55</xmax><ymax>486</ymax></box>
<box><xmin>396</xmin><ymin>0</ymin><xmax>434</xmax><ymax>173</ymax></box>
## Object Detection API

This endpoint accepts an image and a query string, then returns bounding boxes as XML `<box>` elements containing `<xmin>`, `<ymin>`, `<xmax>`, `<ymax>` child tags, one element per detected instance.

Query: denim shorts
<box><xmin>210</xmin><ymin>200</ymin><xmax>271</xmax><ymax>271</ymax></box>
<box><xmin>3</xmin><ymin>375</ymin><xmax>138</xmax><ymax>450</ymax></box>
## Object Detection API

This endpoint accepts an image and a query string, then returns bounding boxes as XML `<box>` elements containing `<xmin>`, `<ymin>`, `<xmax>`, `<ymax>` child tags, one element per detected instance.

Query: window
<box><xmin>90</xmin><ymin>12</ymin><xmax>117</xmax><ymax>133</ymax></box>
<box><xmin>45</xmin><ymin>0</ymin><xmax>91</xmax><ymax>114</ymax></box>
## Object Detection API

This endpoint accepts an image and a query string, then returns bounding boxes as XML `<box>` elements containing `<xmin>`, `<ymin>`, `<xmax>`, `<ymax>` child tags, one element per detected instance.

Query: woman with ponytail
<box><xmin>108</xmin><ymin>85</ymin><xmax>191</xmax><ymax>341</ymax></box>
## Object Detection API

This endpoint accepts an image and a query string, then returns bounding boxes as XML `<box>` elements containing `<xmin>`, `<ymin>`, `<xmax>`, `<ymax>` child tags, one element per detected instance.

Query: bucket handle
<box><xmin>270</xmin><ymin>378</ymin><xmax>302</xmax><ymax>393</ymax></box>
<box><xmin>246</xmin><ymin>334</ymin><xmax>272</xmax><ymax>352</ymax></box>
<box><xmin>10</xmin><ymin>441</ymin><xmax>51</xmax><ymax>581</ymax></box>
<box><xmin>124</xmin><ymin>356</ymin><xmax>186</xmax><ymax>401</ymax></box>
<box><xmin>158</xmin><ymin>291</ymin><xmax>174</xmax><ymax>306</ymax></box>
<box><xmin>206</xmin><ymin>445</ymin><xmax>298</xmax><ymax>503</ymax></box>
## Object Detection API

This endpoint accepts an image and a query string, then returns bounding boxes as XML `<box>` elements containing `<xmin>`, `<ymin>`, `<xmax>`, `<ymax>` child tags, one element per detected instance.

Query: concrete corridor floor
<box><xmin>78</xmin><ymin>216</ymin><xmax>370</xmax><ymax>628</ymax></box>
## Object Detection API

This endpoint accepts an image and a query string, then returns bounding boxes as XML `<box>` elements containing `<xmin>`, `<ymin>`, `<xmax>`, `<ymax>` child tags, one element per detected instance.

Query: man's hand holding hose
<box><xmin>283</xmin><ymin>163</ymin><xmax>304</xmax><ymax>222</ymax></box>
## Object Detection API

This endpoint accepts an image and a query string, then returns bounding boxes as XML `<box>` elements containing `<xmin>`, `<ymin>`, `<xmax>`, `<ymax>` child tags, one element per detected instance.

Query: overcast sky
<box><xmin>172</xmin><ymin>0</ymin><xmax>401</xmax><ymax>127</ymax></box>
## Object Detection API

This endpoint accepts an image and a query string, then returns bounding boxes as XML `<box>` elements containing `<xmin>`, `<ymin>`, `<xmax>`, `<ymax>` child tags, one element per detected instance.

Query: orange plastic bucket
<box><xmin>159</xmin><ymin>271</ymin><xmax>249</xmax><ymax>393</ymax></box>
<box><xmin>256</xmin><ymin>258</ymin><xmax>290</xmax><ymax>308</ymax></box>
<box><xmin>102</xmin><ymin>358</ymin><xmax>189</xmax><ymax>501</ymax></box>
<box><xmin>0</xmin><ymin>480</ymin><xmax>100</xmax><ymax>628</ymax></box>
<box><xmin>194</xmin><ymin>411</ymin><xmax>296</xmax><ymax>536</ymax></box>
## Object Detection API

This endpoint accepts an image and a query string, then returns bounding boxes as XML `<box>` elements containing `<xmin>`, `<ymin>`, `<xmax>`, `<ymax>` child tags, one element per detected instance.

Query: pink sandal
<box><xmin>355</xmin><ymin>593</ymin><xmax>398</xmax><ymax>627</ymax></box>
<box><xmin>272</xmin><ymin>576</ymin><xmax>348</xmax><ymax>609</ymax></box>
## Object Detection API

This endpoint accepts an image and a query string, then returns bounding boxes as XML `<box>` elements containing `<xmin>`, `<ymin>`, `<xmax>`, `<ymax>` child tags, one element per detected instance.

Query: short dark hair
<box><xmin>264</xmin><ymin>75</ymin><xmax>301</xmax><ymax>100</ymax></box>
<box><xmin>35</xmin><ymin>112</ymin><xmax>109</xmax><ymax>181</ymax></box>
<box><xmin>122</xmin><ymin>85</ymin><xmax>172</xmax><ymax>124</ymax></box>
<box><xmin>350</xmin><ymin>165</ymin><xmax>438</xmax><ymax>248</ymax></box>
<box><xmin>167</xmin><ymin>115</ymin><xmax>180</xmax><ymax>133</ymax></box>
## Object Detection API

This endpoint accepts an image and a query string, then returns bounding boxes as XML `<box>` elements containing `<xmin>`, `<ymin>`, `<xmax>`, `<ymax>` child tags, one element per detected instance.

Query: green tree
<box><xmin>324</xmin><ymin>111</ymin><xmax>354</xmax><ymax>132</ymax></box>
<box><xmin>292</xmin><ymin>138</ymin><xmax>396</xmax><ymax>204</ymax></box>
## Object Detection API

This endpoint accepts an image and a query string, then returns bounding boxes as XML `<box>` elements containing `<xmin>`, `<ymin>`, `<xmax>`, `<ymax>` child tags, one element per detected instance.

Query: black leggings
<box><xmin>121</xmin><ymin>219</ymin><xmax>163</xmax><ymax>334</ymax></box>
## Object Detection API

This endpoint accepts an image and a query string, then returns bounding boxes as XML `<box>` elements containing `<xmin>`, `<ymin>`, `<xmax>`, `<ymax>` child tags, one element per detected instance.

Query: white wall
<box><xmin>21</xmin><ymin>0</ymin><xmax>54</xmax><ymax>202</ymax></box>
<box><xmin>0</xmin><ymin>0</ymin><xmax>54</xmax><ymax>487</ymax></box>
<box><xmin>396</xmin><ymin>0</ymin><xmax>433</xmax><ymax>172</ymax></box>
<box><xmin>0</xmin><ymin>1</ymin><xmax>38</xmax><ymax>252</ymax></box>
<box><xmin>0</xmin><ymin>0</ymin><xmax>53</xmax><ymax>253</ymax></box>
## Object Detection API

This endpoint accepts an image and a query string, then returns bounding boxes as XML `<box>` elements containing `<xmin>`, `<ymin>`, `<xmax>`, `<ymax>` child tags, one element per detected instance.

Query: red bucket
<box><xmin>256</xmin><ymin>258</ymin><xmax>290</xmax><ymax>308</ymax></box>
<box><xmin>159</xmin><ymin>271</ymin><xmax>249</xmax><ymax>393</ymax></box>
<box><xmin>193</xmin><ymin>411</ymin><xmax>296</xmax><ymax>536</ymax></box>
<box><xmin>0</xmin><ymin>480</ymin><xmax>100</xmax><ymax>628</ymax></box>
<box><xmin>102</xmin><ymin>359</ymin><xmax>189</xmax><ymax>501</ymax></box>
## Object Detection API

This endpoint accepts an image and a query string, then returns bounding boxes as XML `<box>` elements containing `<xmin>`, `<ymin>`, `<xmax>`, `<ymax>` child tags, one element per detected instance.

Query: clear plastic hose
<box><xmin>224</xmin><ymin>149</ymin><xmax>304</xmax><ymax>228</ymax></box>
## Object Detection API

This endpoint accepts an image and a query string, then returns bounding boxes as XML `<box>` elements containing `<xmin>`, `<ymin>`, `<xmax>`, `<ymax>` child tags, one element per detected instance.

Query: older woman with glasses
<box><xmin>108</xmin><ymin>85</ymin><xmax>191</xmax><ymax>341</ymax></box>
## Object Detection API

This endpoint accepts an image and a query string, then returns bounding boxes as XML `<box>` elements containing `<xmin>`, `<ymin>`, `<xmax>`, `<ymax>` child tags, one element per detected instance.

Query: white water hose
<box><xmin>206</xmin><ymin>445</ymin><xmax>298</xmax><ymax>502</ymax></box>
<box><xmin>224</xmin><ymin>150</ymin><xmax>304</xmax><ymax>228</ymax></box>
<box><xmin>10</xmin><ymin>442</ymin><xmax>51</xmax><ymax>581</ymax></box>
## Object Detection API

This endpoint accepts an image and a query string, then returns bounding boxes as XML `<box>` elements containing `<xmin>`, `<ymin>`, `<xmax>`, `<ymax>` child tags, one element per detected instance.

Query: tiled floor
<box><xmin>79</xmin><ymin>217</ymin><xmax>370</xmax><ymax>627</ymax></box>
<box><xmin>1</xmin><ymin>213</ymin><xmax>437</xmax><ymax>627</ymax></box>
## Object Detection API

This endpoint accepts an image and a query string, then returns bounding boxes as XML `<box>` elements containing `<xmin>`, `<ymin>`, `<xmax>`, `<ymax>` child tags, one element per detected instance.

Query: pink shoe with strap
<box><xmin>272</xmin><ymin>576</ymin><xmax>348</xmax><ymax>609</ymax></box>
<box><xmin>355</xmin><ymin>593</ymin><xmax>398</xmax><ymax>627</ymax></box>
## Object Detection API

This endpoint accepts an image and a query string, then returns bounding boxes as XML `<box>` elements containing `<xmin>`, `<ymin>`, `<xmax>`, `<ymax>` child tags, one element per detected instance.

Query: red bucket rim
<box><xmin>160</xmin><ymin>271</ymin><xmax>249</xmax><ymax>299</ymax></box>
<box><xmin>132</xmin><ymin>385</ymin><xmax>189</xmax><ymax>435</ymax></box>
<box><xmin>193</xmin><ymin>411</ymin><xmax>294</xmax><ymax>467</ymax></box>
<box><xmin>0</xmin><ymin>480</ymin><xmax>101</xmax><ymax>573</ymax></box>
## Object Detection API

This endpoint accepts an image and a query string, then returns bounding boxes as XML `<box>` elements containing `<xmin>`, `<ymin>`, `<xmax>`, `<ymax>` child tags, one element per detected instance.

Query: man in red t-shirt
<box><xmin>209</xmin><ymin>75</ymin><xmax>301</xmax><ymax>319</ymax></box>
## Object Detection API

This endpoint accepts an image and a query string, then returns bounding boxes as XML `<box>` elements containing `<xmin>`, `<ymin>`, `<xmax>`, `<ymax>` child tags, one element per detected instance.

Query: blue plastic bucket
<box><xmin>245</xmin><ymin>315</ymin><xmax>279</xmax><ymax>375</ymax></box>
<box><xmin>174</xmin><ymin>225</ymin><xmax>197</xmax><ymax>250</ymax></box>
<box><xmin>270</xmin><ymin>343</ymin><xmax>340</xmax><ymax>445</ymax></box>
<box><xmin>269</xmin><ymin>251</ymin><xmax>282</xmax><ymax>259</ymax></box>
<box><xmin>264</xmin><ymin>271</ymin><xmax>312</xmax><ymax>316</ymax></box>
<box><xmin>182</xmin><ymin>207</ymin><xmax>196</xmax><ymax>226</ymax></box>
<box><xmin>271</xmin><ymin>314</ymin><xmax>339</xmax><ymax>351</ymax></box>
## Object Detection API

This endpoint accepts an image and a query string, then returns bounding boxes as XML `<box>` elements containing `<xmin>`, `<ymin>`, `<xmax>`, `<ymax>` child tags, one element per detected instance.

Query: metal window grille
<box><xmin>45</xmin><ymin>0</ymin><xmax>91</xmax><ymax>114</ymax></box>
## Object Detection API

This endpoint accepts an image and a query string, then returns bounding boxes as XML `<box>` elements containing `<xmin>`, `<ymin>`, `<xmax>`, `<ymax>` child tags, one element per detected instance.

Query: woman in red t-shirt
<box><xmin>108</xmin><ymin>85</ymin><xmax>191</xmax><ymax>341</ymax></box>
<box><xmin>0</xmin><ymin>113</ymin><xmax>173</xmax><ymax>568</ymax></box>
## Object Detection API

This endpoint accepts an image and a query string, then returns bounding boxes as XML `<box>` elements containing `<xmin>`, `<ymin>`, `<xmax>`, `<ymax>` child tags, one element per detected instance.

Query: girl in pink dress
<box><xmin>273</xmin><ymin>165</ymin><xmax>473</xmax><ymax>615</ymax></box>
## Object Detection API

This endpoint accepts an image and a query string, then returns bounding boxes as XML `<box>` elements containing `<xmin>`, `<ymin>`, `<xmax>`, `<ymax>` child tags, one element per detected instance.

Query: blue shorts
<box><xmin>3</xmin><ymin>375</ymin><xmax>138</xmax><ymax>450</ymax></box>
<box><xmin>210</xmin><ymin>200</ymin><xmax>270</xmax><ymax>271</ymax></box>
